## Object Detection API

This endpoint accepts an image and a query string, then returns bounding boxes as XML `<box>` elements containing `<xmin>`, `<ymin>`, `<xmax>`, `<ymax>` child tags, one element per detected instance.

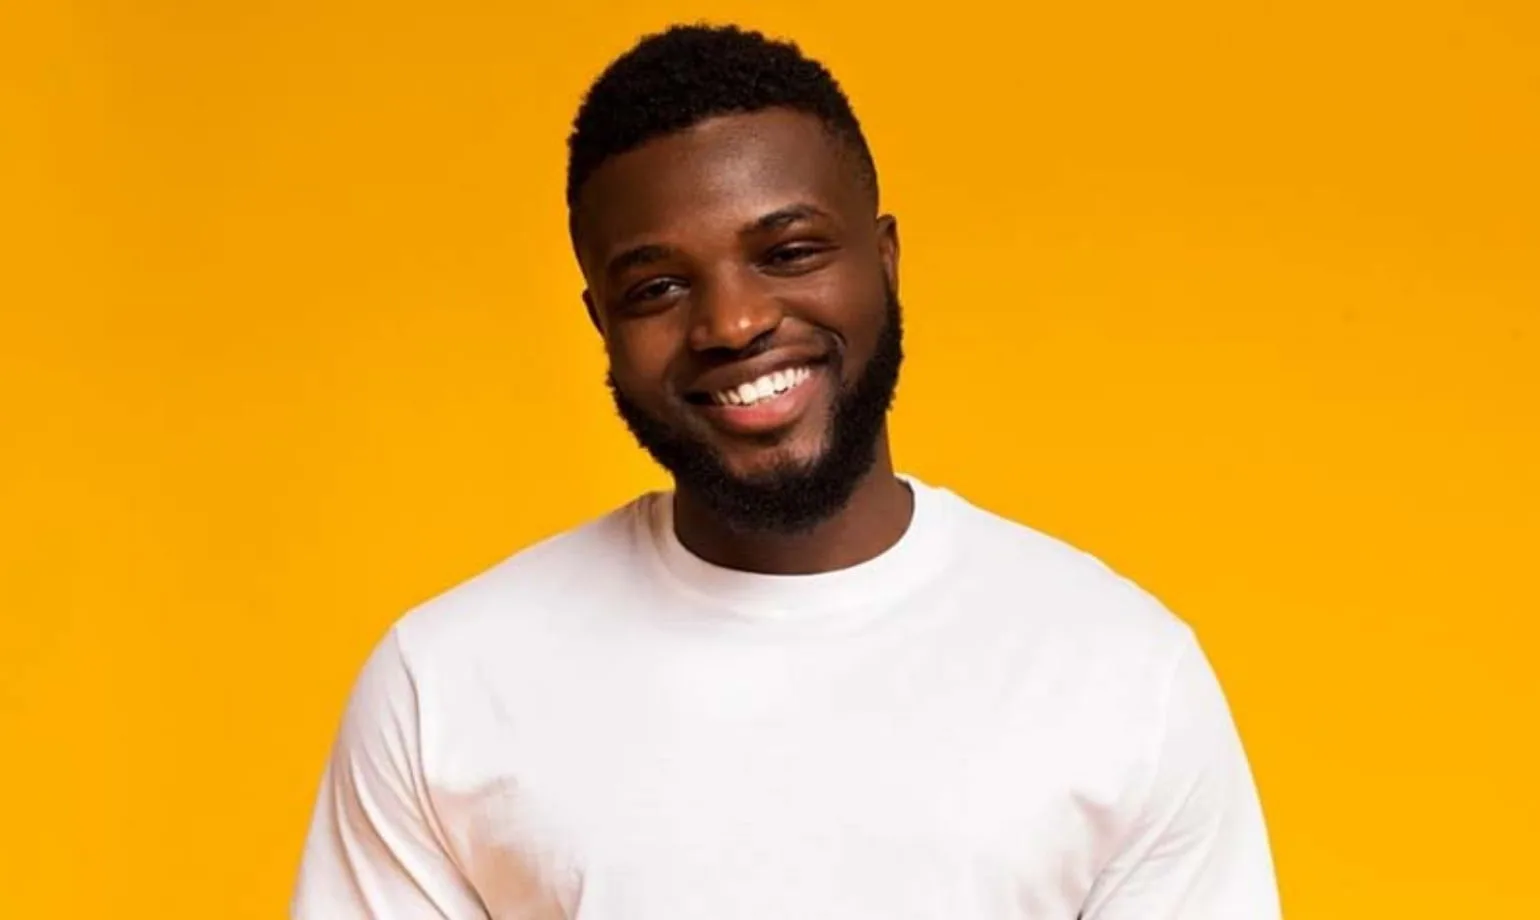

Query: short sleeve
<box><xmin>1080</xmin><ymin>632</ymin><xmax>1281</xmax><ymax>919</ymax></box>
<box><xmin>291</xmin><ymin>629</ymin><xmax>488</xmax><ymax>919</ymax></box>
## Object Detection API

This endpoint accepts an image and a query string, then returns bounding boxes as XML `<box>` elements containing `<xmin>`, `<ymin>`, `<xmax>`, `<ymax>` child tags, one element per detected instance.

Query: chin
<box><xmin>715</xmin><ymin>452</ymin><xmax>813</xmax><ymax>487</ymax></box>
<box><xmin>714</xmin><ymin>433</ymin><xmax>829</xmax><ymax>482</ymax></box>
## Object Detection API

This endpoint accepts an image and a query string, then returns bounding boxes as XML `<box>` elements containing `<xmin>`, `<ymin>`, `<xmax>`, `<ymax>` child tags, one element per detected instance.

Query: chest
<box><xmin>423</xmin><ymin>629</ymin><xmax>1137</xmax><ymax>919</ymax></box>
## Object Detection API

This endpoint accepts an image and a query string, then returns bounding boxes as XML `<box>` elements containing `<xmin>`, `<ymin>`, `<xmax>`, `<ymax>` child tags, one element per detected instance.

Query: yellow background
<box><xmin>3</xmin><ymin>0</ymin><xmax>1536</xmax><ymax>916</ymax></box>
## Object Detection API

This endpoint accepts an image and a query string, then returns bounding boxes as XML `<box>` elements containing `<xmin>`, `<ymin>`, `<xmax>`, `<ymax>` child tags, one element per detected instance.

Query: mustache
<box><xmin>691</xmin><ymin>326</ymin><xmax>838</xmax><ymax>374</ymax></box>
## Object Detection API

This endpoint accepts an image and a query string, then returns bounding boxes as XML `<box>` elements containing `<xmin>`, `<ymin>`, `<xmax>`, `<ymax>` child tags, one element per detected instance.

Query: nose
<box><xmin>685</xmin><ymin>268</ymin><xmax>783</xmax><ymax>354</ymax></box>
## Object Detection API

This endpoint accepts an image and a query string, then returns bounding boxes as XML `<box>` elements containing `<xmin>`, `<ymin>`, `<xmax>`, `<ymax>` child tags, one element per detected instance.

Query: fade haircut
<box><xmin>565</xmin><ymin>23</ymin><xmax>878</xmax><ymax>215</ymax></box>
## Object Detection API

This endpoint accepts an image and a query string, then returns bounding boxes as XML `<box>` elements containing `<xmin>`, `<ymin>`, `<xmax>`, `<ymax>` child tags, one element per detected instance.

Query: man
<box><xmin>293</xmin><ymin>23</ymin><xmax>1280</xmax><ymax>919</ymax></box>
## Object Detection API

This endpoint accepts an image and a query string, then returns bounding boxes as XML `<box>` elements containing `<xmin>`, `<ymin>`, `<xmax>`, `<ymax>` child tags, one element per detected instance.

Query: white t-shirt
<box><xmin>293</xmin><ymin>477</ymin><xmax>1280</xmax><ymax>919</ymax></box>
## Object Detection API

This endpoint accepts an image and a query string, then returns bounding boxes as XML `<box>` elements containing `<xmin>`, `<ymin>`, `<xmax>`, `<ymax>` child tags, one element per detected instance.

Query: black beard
<box><xmin>608</xmin><ymin>285</ymin><xmax>904</xmax><ymax>536</ymax></box>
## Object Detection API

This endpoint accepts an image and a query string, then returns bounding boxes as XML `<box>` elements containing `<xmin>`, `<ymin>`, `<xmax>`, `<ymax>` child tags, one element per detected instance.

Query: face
<box><xmin>573</xmin><ymin>108</ymin><xmax>901</xmax><ymax>534</ymax></box>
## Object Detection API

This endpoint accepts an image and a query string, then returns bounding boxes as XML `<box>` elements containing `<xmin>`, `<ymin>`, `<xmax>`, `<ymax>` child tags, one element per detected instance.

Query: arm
<box><xmin>1081</xmin><ymin>633</ymin><xmax>1281</xmax><ymax>919</ymax></box>
<box><xmin>292</xmin><ymin>629</ymin><xmax>488</xmax><ymax>919</ymax></box>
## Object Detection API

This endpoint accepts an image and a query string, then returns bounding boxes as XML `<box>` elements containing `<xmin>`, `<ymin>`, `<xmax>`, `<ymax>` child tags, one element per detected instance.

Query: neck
<box><xmin>671</xmin><ymin>437</ymin><xmax>914</xmax><ymax>576</ymax></box>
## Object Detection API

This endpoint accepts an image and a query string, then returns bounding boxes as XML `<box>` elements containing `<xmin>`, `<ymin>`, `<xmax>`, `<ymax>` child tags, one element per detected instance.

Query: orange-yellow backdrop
<box><xmin>3</xmin><ymin>1</ymin><xmax>1536</xmax><ymax>916</ymax></box>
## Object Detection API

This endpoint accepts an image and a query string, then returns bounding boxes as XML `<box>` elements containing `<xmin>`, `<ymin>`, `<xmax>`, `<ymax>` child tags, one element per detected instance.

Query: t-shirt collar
<box><xmin>639</xmin><ymin>474</ymin><xmax>957</xmax><ymax>622</ymax></box>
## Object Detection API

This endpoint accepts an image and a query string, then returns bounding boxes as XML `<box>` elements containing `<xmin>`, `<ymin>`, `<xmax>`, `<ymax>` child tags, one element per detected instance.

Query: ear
<box><xmin>582</xmin><ymin>289</ymin><xmax>604</xmax><ymax>335</ymax></box>
<box><xmin>876</xmin><ymin>214</ymin><xmax>900</xmax><ymax>296</ymax></box>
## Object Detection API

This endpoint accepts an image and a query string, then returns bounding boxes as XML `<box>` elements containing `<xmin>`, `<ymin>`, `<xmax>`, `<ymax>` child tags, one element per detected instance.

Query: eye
<box><xmin>765</xmin><ymin>244</ymin><xmax>823</xmax><ymax>265</ymax></box>
<box><xmin>625</xmin><ymin>277</ymin><xmax>686</xmax><ymax>306</ymax></box>
<box><xmin>762</xmin><ymin>242</ymin><xmax>834</xmax><ymax>273</ymax></box>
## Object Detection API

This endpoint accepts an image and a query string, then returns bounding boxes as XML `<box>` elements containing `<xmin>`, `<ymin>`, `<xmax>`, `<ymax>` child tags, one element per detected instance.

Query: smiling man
<box><xmin>293</xmin><ymin>24</ymin><xmax>1281</xmax><ymax>920</ymax></box>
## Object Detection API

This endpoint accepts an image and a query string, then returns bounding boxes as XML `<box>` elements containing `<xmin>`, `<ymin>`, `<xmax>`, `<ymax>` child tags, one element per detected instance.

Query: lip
<box><xmin>689</xmin><ymin>364</ymin><xmax>829</xmax><ymax>437</ymax></box>
<box><xmin>683</xmin><ymin>348</ymin><xmax>828</xmax><ymax>400</ymax></box>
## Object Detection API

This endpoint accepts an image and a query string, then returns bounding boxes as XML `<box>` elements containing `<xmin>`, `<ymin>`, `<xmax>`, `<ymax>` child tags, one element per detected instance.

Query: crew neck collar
<box><xmin>637</xmin><ymin>475</ymin><xmax>956</xmax><ymax>621</ymax></box>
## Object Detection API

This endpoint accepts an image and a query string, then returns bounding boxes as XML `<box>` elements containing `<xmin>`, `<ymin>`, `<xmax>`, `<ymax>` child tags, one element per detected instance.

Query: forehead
<box><xmin>573</xmin><ymin>108</ymin><xmax>866</xmax><ymax>264</ymax></box>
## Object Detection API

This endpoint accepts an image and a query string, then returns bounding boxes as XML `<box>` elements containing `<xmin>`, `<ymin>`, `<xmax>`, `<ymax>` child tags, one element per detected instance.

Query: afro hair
<box><xmin>565</xmin><ymin>23</ymin><xmax>878</xmax><ymax>211</ymax></box>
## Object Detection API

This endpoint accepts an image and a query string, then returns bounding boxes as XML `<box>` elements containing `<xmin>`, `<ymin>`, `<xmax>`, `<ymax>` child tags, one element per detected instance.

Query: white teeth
<box><xmin>712</xmin><ymin>365</ymin><xmax>814</xmax><ymax>407</ymax></box>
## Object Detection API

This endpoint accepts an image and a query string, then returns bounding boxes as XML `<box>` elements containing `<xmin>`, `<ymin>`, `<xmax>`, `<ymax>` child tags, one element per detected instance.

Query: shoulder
<box><xmin>932</xmin><ymin>482</ymin><xmax>1198</xmax><ymax>667</ymax></box>
<box><xmin>387</xmin><ymin>493</ymin><xmax>657</xmax><ymax>669</ymax></box>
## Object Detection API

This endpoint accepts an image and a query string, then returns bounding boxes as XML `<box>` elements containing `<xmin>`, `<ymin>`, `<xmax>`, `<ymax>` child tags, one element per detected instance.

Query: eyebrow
<box><xmin>604</xmin><ymin>243</ymin><xmax>674</xmax><ymax>280</ymax></box>
<box><xmin>745</xmin><ymin>203</ymin><xmax>830</xmax><ymax>235</ymax></box>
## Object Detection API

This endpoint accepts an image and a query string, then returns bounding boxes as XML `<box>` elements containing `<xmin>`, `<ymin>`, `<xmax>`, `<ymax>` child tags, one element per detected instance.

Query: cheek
<box><xmin>606</xmin><ymin>325</ymin><xmax>677</xmax><ymax>404</ymax></box>
<box><xmin>819</xmin><ymin>277</ymin><xmax>890</xmax><ymax>381</ymax></box>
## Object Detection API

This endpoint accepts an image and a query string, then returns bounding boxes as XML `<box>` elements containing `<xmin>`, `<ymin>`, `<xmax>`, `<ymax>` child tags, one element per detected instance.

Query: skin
<box><xmin>571</xmin><ymin>107</ymin><xmax>913</xmax><ymax>575</ymax></box>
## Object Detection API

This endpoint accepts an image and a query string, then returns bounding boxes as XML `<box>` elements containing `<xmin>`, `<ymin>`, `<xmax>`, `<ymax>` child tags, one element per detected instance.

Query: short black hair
<box><xmin>565</xmin><ymin>23</ymin><xmax>878</xmax><ymax>212</ymax></box>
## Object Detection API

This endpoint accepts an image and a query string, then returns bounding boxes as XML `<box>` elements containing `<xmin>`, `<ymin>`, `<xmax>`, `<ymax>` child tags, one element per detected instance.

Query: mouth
<box><xmin>690</xmin><ymin>364</ymin><xmax>816</xmax><ymax>408</ymax></box>
<box><xmin>684</xmin><ymin>362</ymin><xmax>828</xmax><ymax>437</ymax></box>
